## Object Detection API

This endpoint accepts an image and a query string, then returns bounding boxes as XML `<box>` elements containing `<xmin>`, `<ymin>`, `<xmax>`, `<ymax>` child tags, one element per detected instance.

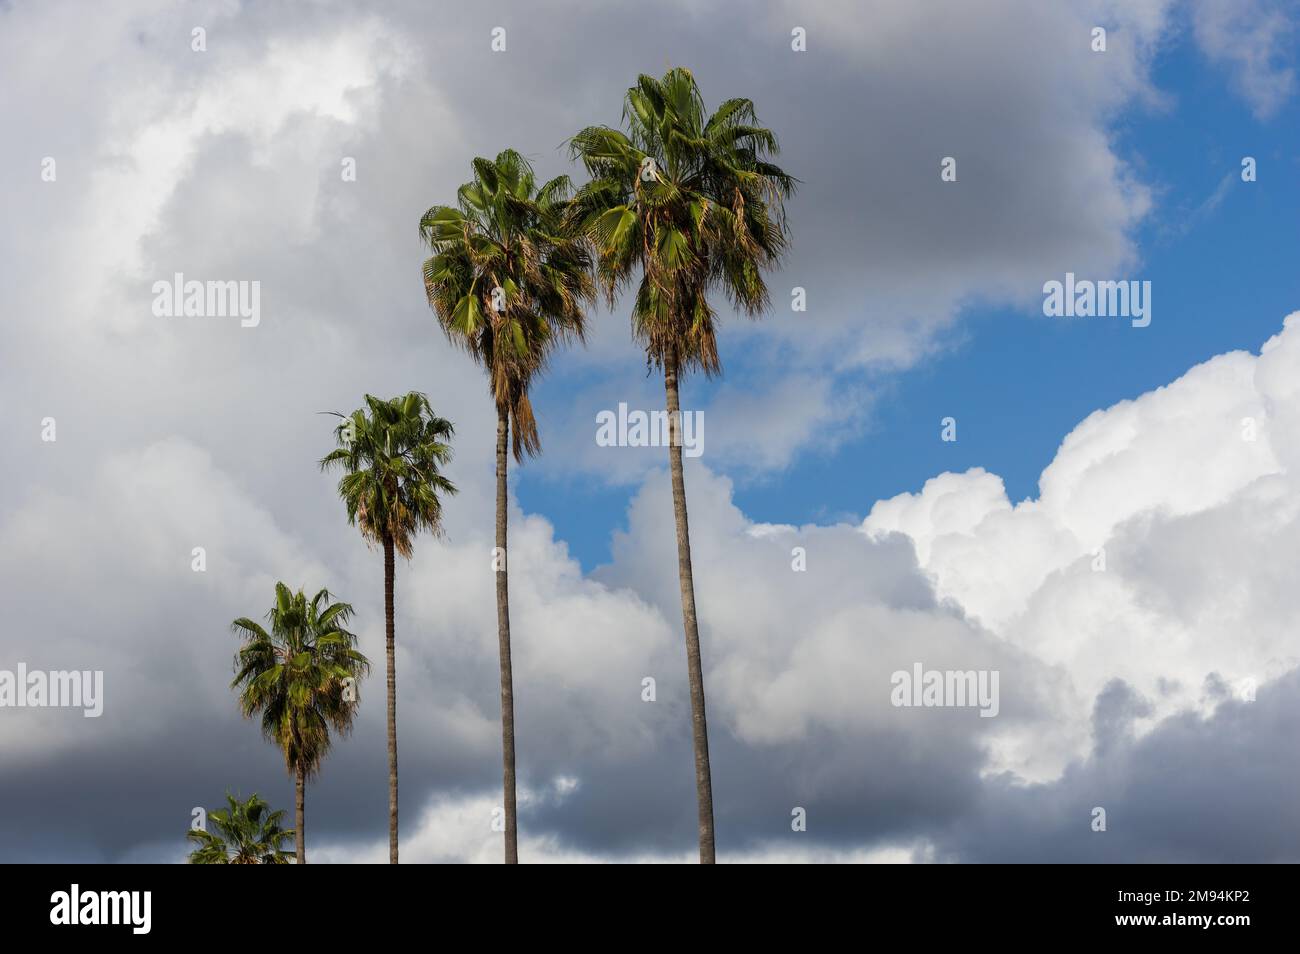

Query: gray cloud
<box><xmin>933</xmin><ymin>669</ymin><xmax>1300</xmax><ymax>862</ymax></box>
<box><xmin>1192</xmin><ymin>0</ymin><xmax>1297</xmax><ymax>120</ymax></box>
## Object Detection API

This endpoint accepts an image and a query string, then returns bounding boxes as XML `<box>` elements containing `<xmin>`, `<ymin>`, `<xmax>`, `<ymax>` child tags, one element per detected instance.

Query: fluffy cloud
<box><xmin>1191</xmin><ymin>0</ymin><xmax>1298</xmax><ymax>120</ymax></box>
<box><xmin>866</xmin><ymin>314</ymin><xmax>1300</xmax><ymax>781</ymax></box>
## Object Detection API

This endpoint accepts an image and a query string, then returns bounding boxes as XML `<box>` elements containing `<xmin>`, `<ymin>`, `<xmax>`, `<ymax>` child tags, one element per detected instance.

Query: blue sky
<box><xmin>520</xmin><ymin>28</ymin><xmax>1300</xmax><ymax>572</ymax></box>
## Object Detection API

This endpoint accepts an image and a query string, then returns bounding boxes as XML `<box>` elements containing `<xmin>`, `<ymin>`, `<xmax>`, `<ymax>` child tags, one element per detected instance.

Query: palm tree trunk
<box><xmin>295</xmin><ymin>763</ymin><xmax>306</xmax><ymax>864</ymax></box>
<box><xmin>664</xmin><ymin>347</ymin><xmax>716</xmax><ymax>863</ymax></box>
<box><xmin>495</xmin><ymin>402</ymin><xmax>519</xmax><ymax>863</ymax></box>
<box><xmin>383</xmin><ymin>532</ymin><xmax>399</xmax><ymax>864</ymax></box>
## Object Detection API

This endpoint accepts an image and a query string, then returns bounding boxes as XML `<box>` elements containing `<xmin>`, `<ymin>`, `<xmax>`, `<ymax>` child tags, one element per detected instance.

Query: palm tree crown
<box><xmin>320</xmin><ymin>392</ymin><xmax>457</xmax><ymax>556</ymax></box>
<box><xmin>420</xmin><ymin>148</ymin><xmax>594</xmax><ymax>460</ymax></box>
<box><xmin>186</xmin><ymin>793</ymin><xmax>294</xmax><ymax>864</ymax></box>
<box><xmin>231</xmin><ymin>583</ymin><xmax>370</xmax><ymax>777</ymax></box>
<box><xmin>569</xmin><ymin>67</ymin><xmax>795</xmax><ymax>374</ymax></box>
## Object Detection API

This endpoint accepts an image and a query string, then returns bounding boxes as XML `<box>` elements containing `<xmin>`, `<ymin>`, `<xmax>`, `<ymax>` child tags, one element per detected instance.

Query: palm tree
<box><xmin>569</xmin><ymin>68</ymin><xmax>795</xmax><ymax>863</ymax></box>
<box><xmin>320</xmin><ymin>393</ymin><xmax>456</xmax><ymax>863</ymax></box>
<box><xmin>230</xmin><ymin>582</ymin><xmax>370</xmax><ymax>864</ymax></box>
<box><xmin>186</xmin><ymin>793</ymin><xmax>295</xmax><ymax>864</ymax></box>
<box><xmin>420</xmin><ymin>149</ymin><xmax>593</xmax><ymax>863</ymax></box>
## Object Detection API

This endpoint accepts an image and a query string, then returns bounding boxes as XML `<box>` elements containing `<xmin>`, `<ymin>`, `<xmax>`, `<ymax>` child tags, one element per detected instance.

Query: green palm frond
<box><xmin>568</xmin><ymin>68</ymin><xmax>796</xmax><ymax>375</ymax></box>
<box><xmin>230</xmin><ymin>583</ymin><xmax>371</xmax><ymax>778</ymax></box>
<box><xmin>186</xmin><ymin>793</ymin><xmax>295</xmax><ymax>864</ymax></box>
<box><xmin>319</xmin><ymin>393</ymin><xmax>458</xmax><ymax>557</ymax></box>
<box><xmin>421</xmin><ymin>150</ymin><xmax>594</xmax><ymax>461</ymax></box>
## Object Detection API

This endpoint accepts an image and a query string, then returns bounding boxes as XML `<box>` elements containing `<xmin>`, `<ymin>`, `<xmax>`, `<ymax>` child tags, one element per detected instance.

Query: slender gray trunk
<box><xmin>664</xmin><ymin>348</ymin><xmax>716</xmax><ymax>863</ymax></box>
<box><xmin>295</xmin><ymin>763</ymin><xmax>305</xmax><ymax>864</ymax></box>
<box><xmin>496</xmin><ymin>403</ymin><xmax>519</xmax><ymax>863</ymax></box>
<box><xmin>383</xmin><ymin>532</ymin><xmax>399</xmax><ymax>863</ymax></box>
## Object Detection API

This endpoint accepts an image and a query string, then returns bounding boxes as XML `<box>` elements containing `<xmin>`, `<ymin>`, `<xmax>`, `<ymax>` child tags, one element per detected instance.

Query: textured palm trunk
<box><xmin>383</xmin><ymin>532</ymin><xmax>399</xmax><ymax>863</ymax></box>
<box><xmin>664</xmin><ymin>348</ymin><xmax>716</xmax><ymax>863</ymax></box>
<box><xmin>295</xmin><ymin>763</ymin><xmax>306</xmax><ymax>864</ymax></box>
<box><xmin>495</xmin><ymin>403</ymin><xmax>519</xmax><ymax>863</ymax></box>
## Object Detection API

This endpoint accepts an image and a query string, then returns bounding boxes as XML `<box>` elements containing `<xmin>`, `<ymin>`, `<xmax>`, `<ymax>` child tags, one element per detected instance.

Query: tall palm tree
<box><xmin>186</xmin><ymin>792</ymin><xmax>294</xmax><ymax>864</ymax></box>
<box><xmin>230</xmin><ymin>582</ymin><xmax>370</xmax><ymax>864</ymax></box>
<box><xmin>320</xmin><ymin>392</ymin><xmax>456</xmax><ymax>863</ymax></box>
<box><xmin>569</xmin><ymin>68</ymin><xmax>795</xmax><ymax>863</ymax></box>
<box><xmin>420</xmin><ymin>149</ymin><xmax>593</xmax><ymax>863</ymax></box>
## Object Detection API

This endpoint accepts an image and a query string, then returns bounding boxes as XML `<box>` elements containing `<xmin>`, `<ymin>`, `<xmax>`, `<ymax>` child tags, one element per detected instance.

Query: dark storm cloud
<box><xmin>931</xmin><ymin>669</ymin><xmax>1300</xmax><ymax>863</ymax></box>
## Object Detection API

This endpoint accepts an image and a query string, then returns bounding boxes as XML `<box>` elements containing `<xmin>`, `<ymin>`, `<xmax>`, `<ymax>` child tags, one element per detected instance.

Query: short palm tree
<box><xmin>420</xmin><ymin>149</ymin><xmax>593</xmax><ymax>863</ymax></box>
<box><xmin>569</xmin><ymin>68</ymin><xmax>795</xmax><ymax>863</ymax></box>
<box><xmin>186</xmin><ymin>792</ymin><xmax>294</xmax><ymax>864</ymax></box>
<box><xmin>231</xmin><ymin>582</ymin><xmax>370</xmax><ymax>864</ymax></box>
<box><xmin>320</xmin><ymin>392</ymin><xmax>456</xmax><ymax>863</ymax></box>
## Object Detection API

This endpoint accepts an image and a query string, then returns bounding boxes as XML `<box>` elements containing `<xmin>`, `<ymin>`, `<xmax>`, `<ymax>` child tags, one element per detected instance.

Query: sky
<box><xmin>1</xmin><ymin>0</ymin><xmax>1298</xmax><ymax>863</ymax></box>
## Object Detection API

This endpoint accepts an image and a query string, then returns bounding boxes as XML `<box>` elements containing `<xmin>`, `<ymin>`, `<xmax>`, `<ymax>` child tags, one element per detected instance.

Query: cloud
<box><xmin>308</xmin><ymin>787</ymin><xmax>922</xmax><ymax>864</ymax></box>
<box><xmin>935</xmin><ymin>669</ymin><xmax>1300</xmax><ymax>862</ymax></box>
<box><xmin>865</xmin><ymin>313</ymin><xmax>1300</xmax><ymax>781</ymax></box>
<box><xmin>1191</xmin><ymin>0</ymin><xmax>1297</xmax><ymax>119</ymax></box>
<box><xmin>0</xmin><ymin>0</ymin><xmax>1187</xmax><ymax>493</ymax></box>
